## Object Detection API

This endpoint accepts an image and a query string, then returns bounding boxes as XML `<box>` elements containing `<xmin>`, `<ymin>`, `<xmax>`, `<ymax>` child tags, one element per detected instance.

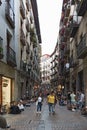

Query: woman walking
<box><xmin>36</xmin><ymin>93</ymin><xmax>43</xmax><ymax>114</ymax></box>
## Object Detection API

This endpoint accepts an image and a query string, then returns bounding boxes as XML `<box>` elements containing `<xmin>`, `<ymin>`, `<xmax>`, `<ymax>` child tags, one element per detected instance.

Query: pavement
<box><xmin>1</xmin><ymin>99</ymin><xmax>87</xmax><ymax>130</ymax></box>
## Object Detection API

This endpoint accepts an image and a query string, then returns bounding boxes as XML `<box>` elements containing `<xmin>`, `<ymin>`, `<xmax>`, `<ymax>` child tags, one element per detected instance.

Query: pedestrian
<box><xmin>0</xmin><ymin>116</ymin><xmax>10</xmax><ymax>129</ymax></box>
<box><xmin>47</xmin><ymin>91</ymin><xmax>55</xmax><ymax>115</ymax></box>
<box><xmin>76</xmin><ymin>90</ymin><xmax>80</xmax><ymax>109</ymax></box>
<box><xmin>9</xmin><ymin>101</ymin><xmax>21</xmax><ymax>114</ymax></box>
<box><xmin>17</xmin><ymin>101</ymin><xmax>25</xmax><ymax>111</ymax></box>
<box><xmin>78</xmin><ymin>91</ymin><xmax>85</xmax><ymax>110</ymax></box>
<box><xmin>36</xmin><ymin>93</ymin><xmax>43</xmax><ymax>114</ymax></box>
<box><xmin>70</xmin><ymin>91</ymin><xmax>76</xmax><ymax>111</ymax></box>
<box><xmin>67</xmin><ymin>91</ymin><xmax>71</xmax><ymax>105</ymax></box>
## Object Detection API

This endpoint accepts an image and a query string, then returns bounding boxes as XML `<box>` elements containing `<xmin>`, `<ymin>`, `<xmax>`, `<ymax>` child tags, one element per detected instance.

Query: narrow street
<box><xmin>2</xmin><ymin>99</ymin><xmax>87</xmax><ymax>130</ymax></box>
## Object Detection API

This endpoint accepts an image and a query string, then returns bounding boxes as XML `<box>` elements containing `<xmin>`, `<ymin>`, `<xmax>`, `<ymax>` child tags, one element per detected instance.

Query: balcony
<box><xmin>77</xmin><ymin>33</ymin><xmax>87</xmax><ymax>59</ymax></box>
<box><xmin>5</xmin><ymin>1</ymin><xmax>15</xmax><ymax>28</ymax></box>
<box><xmin>26</xmin><ymin>42</ymin><xmax>29</xmax><ymax>54</ymax></box>
<box><xmin>64</xmin><ymin>67</ymin><xmax>70</xmax><ymax>76</ymax></box>
<box><xmin>59</xmin><ymin>27</ymin><xmax>65</xmax><ymax>36</ymax></box>
<box><xmin>0</xmin><ymin>0</ymin><xmax>2</xmax><ymax>6</ymax></box>
<box><xmin>71</xmin><ymin>0</ymin><xmax>75</xmax><ymax>5</ymax></box>
<box><xmin>63</xmin><ymin>0</ymin><xmax>68</xmax><ymax>4</ymax></box>
<box><xmin>7</xmin><ymin>46</ymin><xmax>16</xmax><ymax>67</ymax></box>
<box><xmin>65</xmin><ymin>3</ymin><xmax>70</xmax><ymax>17</ymax></box>
<box><xmin>60</xmin><ymin>12</ymin><xmax>64</xmax><ymax>23</ymax></box>
<box><xmin>64</xmin><ymin>27</ymin><xmax>70</xmax><ymax>36</ymax></box>
<box><xmin>20</xmin><ymin>28</ymin><xmax>26</xmax><ymax>46</ymax></box>
<box><xmin>20</xmin><ymin>60</ymin><xmax>26</xmax><ymax>71</ymax></box>
<box><xmin>60</xmin><ymin>43</ymin><xmax>65</xmax><ymax>50</ymax></box>
<box><xmin>0</xmin><ymin>37</ymin><xmax>4</xmax><ymax>59</ymax></box>
<box><xmin>59</xmin><ymin>58</ymin><xmax>65</xmax><ymax>65</ymax></box>
<box><xmin>0</xmin><ymin>47</ymin><xmax>4</xmax><ymax>59</ymax></box>
<box><xmin>26</xmin><ymin>0</ymin><xmax>30</xmax><ymax>11</ymax></box>
<box><xmin>77</xmin><ymin>0</ymin><xmax>87</xmax><ymax>16</ymax></box>
<box><xmin>63</xmin><ymin>17</ymin><xmax>68</xmax><ymax>25</ymax></box>
<box><xmin>61</xmin><ymin>35</ymin><xmax>67</xmax><ymax>42</ymax></box>
<box><xmin>70</xmin><ymin>16</ymin><xmax>79</xmax><ymax>37</ymax></box>
<box><xmin>64</xmin><ymin>43</ymin><xmax>70</xmax><ymax>55</ymax></box>
<box><xmin>70</xmin><ymin>56</ymin><xmax>79</xmax><ymax>68</ymax></box>
<box><xmin>26</xmin><ymin>17</ymin><xmax>30</xmax><ymax>32</ymax></box>
<box><xmin>20</xmin><ymin>0</ymin><xmax>25</xmax><ymax>19</ymax></box>
<box><xmin>30</xmin><ymin>28</ymin><xmax>37</xmax><ymax>48</ymax></box>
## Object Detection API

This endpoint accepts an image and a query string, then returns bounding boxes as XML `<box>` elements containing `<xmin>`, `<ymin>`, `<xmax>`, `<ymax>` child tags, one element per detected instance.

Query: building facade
<box><xmin>0</xmin><ymin>0</ymin><xmax>41</xmax><ymax>109</ymax></box>
<box><xmin>50</xmin><ymin>42</ymin><xmax>59</xmax><ymax>90</ymax></box>
<box><xmin>40</xmin><ymin>54</ymin><xmax>51</xmax><ymax>95</ymax></box>
<box><xmin>59</xmin><ymin>0</ymin><xmax>87</xmax><ymax>105</ymax></box>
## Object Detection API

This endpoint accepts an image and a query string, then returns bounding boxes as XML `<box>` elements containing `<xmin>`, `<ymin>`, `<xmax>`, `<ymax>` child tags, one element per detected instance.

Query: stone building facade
<box><xmin>59</xmin><ymin>0</ymin><xmax>87</xmax><ymax>105</ymax></box>
<box><xmin>0</xmin><ymin>0</ymin><xmax>41</xmax><ymax>109</ymax></box>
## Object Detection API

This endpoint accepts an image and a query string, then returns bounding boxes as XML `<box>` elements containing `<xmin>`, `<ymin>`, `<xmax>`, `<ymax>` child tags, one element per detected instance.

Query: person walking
<box><xmin>70</xmin><ymin>91</ymin><xmax>76</xmax><ymax>111</ymax></box>
<box><xmin>36</xmin><ymin>93</ymin><xmax>43</xmax><ymax>114</ymax></box>
<box><xmin>47</xmin><ymin>91</ymin><xmax>55</xmax><ymax>115</ymax></box>
<box><xmin>78</xmin><ymin>91</ymin><xmax>85</xmax><ymax>110</ymax></box>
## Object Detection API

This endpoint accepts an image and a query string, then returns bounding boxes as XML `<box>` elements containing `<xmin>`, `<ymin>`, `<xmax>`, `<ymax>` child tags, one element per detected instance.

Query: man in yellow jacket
<box><xmin>47</xmin><ymin>91</ymin><xmax>55</xmax><ymax>114</ymax></box>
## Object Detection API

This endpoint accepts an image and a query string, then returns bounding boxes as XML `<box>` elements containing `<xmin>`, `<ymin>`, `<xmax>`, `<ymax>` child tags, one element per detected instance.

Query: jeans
<box><xmin>78</xmin><ymin>101</ymin><xmax>84</xmax><ymax>110</ymax></box>
<box><xmin>48</xmin><ymin>103</ymin><xmax>55</xmax><ymax>113</ymax></box>
<box><xmin>37</xmin><ymin>102</ymin><xmax>42</xmax><ymax>112</ymax></box>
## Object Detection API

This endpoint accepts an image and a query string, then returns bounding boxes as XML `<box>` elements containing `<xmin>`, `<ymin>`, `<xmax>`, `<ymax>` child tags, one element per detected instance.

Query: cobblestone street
<box><xmin>1</xmin><ymin>100</ymin><xmax>87</xmax><ymax>130</ymax></box>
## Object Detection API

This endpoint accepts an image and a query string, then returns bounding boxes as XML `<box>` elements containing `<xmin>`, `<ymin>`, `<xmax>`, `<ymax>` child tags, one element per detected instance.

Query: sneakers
<box><xmin>6</xmin><ymin>124</ymin><xmax>11</xmax><ymax>128</ymax></box>
<box><xmin>72</xmin><ymin>109</ymin><xmax>76</xmax><ymax>112</ymax></box>
<box><xmin>49</xmin><ymin>111</ymin><xmax>55</xmax><ymax>115</ymax></box>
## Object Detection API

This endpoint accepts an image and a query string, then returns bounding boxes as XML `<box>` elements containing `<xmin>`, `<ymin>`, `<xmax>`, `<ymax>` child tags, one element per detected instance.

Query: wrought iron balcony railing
<box><xmin>5</xmin><ymin>1</ymin><xmax>15</xmax><ymax>28</ymax></box>
<box><xmin>20</xmin><ymin>0</ymin><xmax>25</xmax><ymax>19</ymax></box>
<box><xmin>20</xmin><ymin>28</ymin><xmax>26</xmax><ymax>46</ymax></box>
<box><xmin>0</xmin><ymin>0</ymin><xmax>2</xmax><ymax>6</ymax></box>
<box><xmin>26</xmin><ymin>0</ymin><xmax>30</xmax><ymax>11</ymax></box>
<box><xmin>7</xmin><ymin>46</ymin><xmax>16</xmax><ymax>67</ymax></box>
<box><xmin>20</xmin><ymin>60</ymin><xmax>26</xmax><ymax>71</ymax></box>
<box><xmin>0</xmin><ymin>37</ymin><xmax>4</xmax><ymax>59</ymax></box>
<box><xmin>77</xmin><ymin>33</ymin><xmax>87</xmax><ymax>58</ymax></box>
<box><xmin>76</xmin><ymin>0</ymin><xmax>87</xmax><ymax>16</ymax></box>
<box><xmin>26</xmin><ymin>17</ymin><xmax>30</xmax><ymax>32</ymax></box>
<box><xmin>69</xmin><ymin>15</ymin><xmax>79</xmax><ymax>37</ymax></box>
<box><xmin>0</xmin><ymin>47</ymin><xmax>4</xmax><ymax>59</ymax></box>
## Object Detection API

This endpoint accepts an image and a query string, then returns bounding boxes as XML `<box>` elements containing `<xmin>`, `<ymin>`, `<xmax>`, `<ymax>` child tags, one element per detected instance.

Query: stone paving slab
<box><xmin>1</xmin><ymin>101</ymin><xmax>87</xmax><ymax>130</ymax></box>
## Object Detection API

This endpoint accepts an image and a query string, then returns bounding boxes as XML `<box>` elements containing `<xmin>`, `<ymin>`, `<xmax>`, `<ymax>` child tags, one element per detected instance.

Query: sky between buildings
<box><xmin>37</xmin><ymin>0</ymin><xmax>63</xmax><ymax>55</ymax></box>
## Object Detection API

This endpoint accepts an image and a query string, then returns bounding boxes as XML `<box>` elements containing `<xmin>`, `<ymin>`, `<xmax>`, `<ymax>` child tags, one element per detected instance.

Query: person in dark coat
<box><xmin>0</xmin><ymin>116</ymin><xmax>10</xmax><ymax>128</ymax></box>
<box><xmin>9</xmin><ymin>101</ymin><xmax>21</xmax><ymax>114</ymax></box>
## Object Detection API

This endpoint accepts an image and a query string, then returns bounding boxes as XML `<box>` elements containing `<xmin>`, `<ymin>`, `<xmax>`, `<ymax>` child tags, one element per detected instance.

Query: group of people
<box><xmin>36</xmin><ymin>91</ymin><xmax>57</xmax><ymax>115</ymax></box>
<box><xmin>36</xmin><ymin>90</ymin><xmax>85</xmax><ymax>114</ymax></box>
<box><xmin>67</xmin><ymin>90</ymin><xmax>85</xmax><ymax>112</ymax></box>
<box><xmin>9</xmin><ymin>100</ymin><xmax>25</xmax><ymax>114</ymax></box>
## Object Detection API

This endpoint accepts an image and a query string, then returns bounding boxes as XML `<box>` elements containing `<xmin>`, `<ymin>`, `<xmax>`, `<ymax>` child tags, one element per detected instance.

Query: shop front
<box><xmin>0</xmin><ymin>76</ymin><xmax>13</xmax><ymax>113</ymax></box>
